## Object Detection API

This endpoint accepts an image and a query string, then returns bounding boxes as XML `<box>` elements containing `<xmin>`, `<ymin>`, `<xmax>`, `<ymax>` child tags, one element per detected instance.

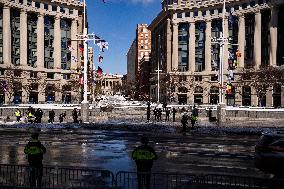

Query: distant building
<box><xmin>126</xmin><ymin>24</ymin><xmax>151</xmax><ymax>98</ymax></box>
<box><xmin>95</xmin><ymin>74</ymin><xmax>123</xmax><ymax>96</ymax></box>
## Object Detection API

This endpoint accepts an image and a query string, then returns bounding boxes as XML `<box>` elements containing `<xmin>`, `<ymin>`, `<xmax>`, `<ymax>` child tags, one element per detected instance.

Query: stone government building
<box><xmin>148</xmin><ymin>0</ymin><xmax>284</xmax><ymax>107</ymax></box>
<box><xmin>0</xmin><ymin>0</ymin><xmax>84</xmax><ymax>104</ymax></box>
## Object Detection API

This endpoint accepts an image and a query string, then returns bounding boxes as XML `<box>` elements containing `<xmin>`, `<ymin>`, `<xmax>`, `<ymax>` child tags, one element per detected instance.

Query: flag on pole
<box><xmin>98</xmin><ymin>54</ymin><xmax>103</xmax><ymax>63</ymax></box>
<box><xmin>79</xmin><ymin>44</ymin><xmax>84</xmax><ymax>52</ymax></box>
<box><xmin>97</xmin><ymin>66</ymin><xmax>103</xmax><ymax>75</ymax></box>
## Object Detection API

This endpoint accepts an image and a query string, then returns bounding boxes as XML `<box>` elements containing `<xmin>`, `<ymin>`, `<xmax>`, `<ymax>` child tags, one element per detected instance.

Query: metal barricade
<box><xmin>115</xmin><ymin>171</ymin><xmax>195</xmax><ymax>189</ymax></box>
<box><xmin>0</xmin><ymin>164</ymin><xmax>115</xmax><ymax>189</ymax></box>
<box><xmin>185</xmin><ymin>174</ymin><xmax>284</xmax><ymax>189</ymax></box>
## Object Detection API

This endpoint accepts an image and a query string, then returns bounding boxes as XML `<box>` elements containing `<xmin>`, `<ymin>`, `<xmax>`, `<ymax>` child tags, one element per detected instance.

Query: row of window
<box><xmin>173</xmin><ymin>0</ymin><xmax>268</xmax><ymax>19</ymax></box>
<box><xmin>11</xmin><ymin>0</ymin><xmax>77</xmax><ymax>15</ymax></box>
<box><xmin>0</xmin><ymin>9</ymin><xmax>73</xmax><ymax>70</ymax></box>
<box><xmin>0</xmin><ymin>69</ymin><xmax>71</xmax><ymax>80</ymax></box>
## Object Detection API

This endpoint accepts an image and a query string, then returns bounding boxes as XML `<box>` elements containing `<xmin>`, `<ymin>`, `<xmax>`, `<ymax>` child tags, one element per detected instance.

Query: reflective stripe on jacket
<box><xmin>132</xmin><ymin>149</ymin><xmax>156</xmax><ymax>160</ymax></box>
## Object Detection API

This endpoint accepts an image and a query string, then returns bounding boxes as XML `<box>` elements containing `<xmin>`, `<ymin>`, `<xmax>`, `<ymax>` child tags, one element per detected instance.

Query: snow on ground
<box><xmin>0</xmin><ymin>119</ymin><xmax>283</xmax><ymax>136</ymax></box>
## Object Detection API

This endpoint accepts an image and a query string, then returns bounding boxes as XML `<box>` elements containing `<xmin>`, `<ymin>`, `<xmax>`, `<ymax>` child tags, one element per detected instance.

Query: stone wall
<box><xmin>1</xmin><ymin>107</ymin><xmax>284</xmax><ymax>123</ymax></box>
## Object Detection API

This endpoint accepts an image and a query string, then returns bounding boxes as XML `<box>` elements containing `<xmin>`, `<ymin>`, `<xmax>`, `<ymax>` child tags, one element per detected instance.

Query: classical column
<box><xmin>172</xmin><ymin>22</ymin><xmax>179</xmax><ymax>71</ymax></box>
<box><xmin>223</xmin><ymin>18</ymin><xmax>229</xmax><ymax>71</ymax></box>
<box><xmin>205</xmin><ymin>20</ymin><xmax>211</xmax><ymax>72</ymax></box>
<box><xmin>3</xmin><ymin>6</ymin><xmax>11</xmax><ymax>65</ymax></box>
<box><xmin>37</xmin><ymin>13</ymin><xmax>45</xmax><ymax>69</ymax></box>
<box><xmin>254</xmin><ymin>11</ymin><xmax>262</xmax><ymax>68</ymax></box>
<box><xmin>20</xmin><ymin>10</ymin><xmax>27</xmax><ymax>66</ymax></box>
<box><xmin>270</xmin><ymin>6</ymin><xmax>278</xmax><ymax>66</ymax></box>
<box><xmin>238</xmin><ymin>14</ymin><xmax>245</xmax><ymax>68</ymax></box>
<box><xmin>54</xmin><ymin>16</ymin><xmax>61</xmax><ymax>69</ymax></box>
<box><xmin>166</xmin><ymin>18</ymin><xmax>172</xmax><ymax>73</ymax></box>
<box><xmin>189</xmin><ymin>21</ymin><xmax>195</xmax><ymax>72</ymax></box>
<box><xmin>71</xmin><ymin>19</ymin><xmax>78</xmax><ymax>70</ymax></box>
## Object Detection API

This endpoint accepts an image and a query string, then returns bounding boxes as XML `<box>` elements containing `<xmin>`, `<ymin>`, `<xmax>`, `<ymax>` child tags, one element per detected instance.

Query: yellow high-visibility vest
<box><xmin>15</xmin><ymin>111</ymin><xmax>21</xmax><ymax>117</ymax></box>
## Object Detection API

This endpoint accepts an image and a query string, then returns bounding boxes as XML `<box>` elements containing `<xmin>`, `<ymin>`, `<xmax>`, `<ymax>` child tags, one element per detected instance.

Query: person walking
<box><xmin>48</xmin><ymin>110</ymin><xmax>55</xmax><ymax>124</ymax></box>
<box><xmin>191</xmin><ymin>105</ymin><xmax>198</xmax><ymax>129</ymax></box>
<box><xmin>72</xmin><ymin>108</ymin><xmax>79</xmax><ymax>123</ymax></box>
<box><xmin>15</xmin><ymin>108</ymin><xmax>22</xmax><ymax>122</ymax></box>
<box><xmin>165</xmin><ymin>108</ymin><xmax>170</xmax><ymax>121</ymax></box>
<box><xmin>172</xmin><ymin>107</ymin><xmax>177</xmax><ymax>122</ymax></box>
<box><xmin>59</xmin><ymin>112</ymin><xmax>66</xmax><ymax>123</ymax></box>
<box><xmin>34</xmin><ymin>108</ymin><xmax>43</xmax><ymax>123</ymax></box>
<box><xmin>146</xmin><ymin>102</ymin><xmax>151</xmax><ymax>122</ymax></box>
<box><xmin>132</xmin><ymin>136</ymin><xmax>157</xmax><ymax>189</ymax></box>
<box><xmin>153</xmin><ymin>107</ymin><xmax>157</xmax><ymax>121</ymax></box>
<box><xmin>24</xmin><ymin>132</ymin><xmax>46</xmax><ymax>188</ymax></box>
<box><xmin>157</xmin><ymin>108</ymin><xmax>162</xmax><ymax>122</ymax></box>
<box><xmin>181</xmin><ymin>111</ymin><xmax>188</xmax><ymax>136</ymax></box>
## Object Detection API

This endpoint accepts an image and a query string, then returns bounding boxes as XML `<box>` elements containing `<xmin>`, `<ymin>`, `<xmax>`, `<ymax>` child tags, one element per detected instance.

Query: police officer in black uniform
<box><xmin>132</xmin><ymin>136</ymin><xmax>157</xmax><ymax>189</ymax></box>
<box><xmin>24</xmin><ymin>132</ymin><xmax>46</xmax><ymax>188</ymax></box>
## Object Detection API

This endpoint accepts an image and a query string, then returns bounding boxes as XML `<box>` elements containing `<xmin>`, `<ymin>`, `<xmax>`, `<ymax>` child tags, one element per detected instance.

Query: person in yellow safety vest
<box><xmin>132</xmin><ymin>136</ymin><xmax>157</xmax><ymax>189</ymax></box>
<box><xmin>15</xmin><ymin>108</ymin><xmax>22</xmax><ymax>122</ymax></box>
<box><xmin>24</xmin><ymin>132</ymin><xmax>46</xmax><ymax>188</ymax></box>
<box><xmin>27</xmin><ymin>106</ymin><xmax>35</xmax><ymax>123</ymax></box>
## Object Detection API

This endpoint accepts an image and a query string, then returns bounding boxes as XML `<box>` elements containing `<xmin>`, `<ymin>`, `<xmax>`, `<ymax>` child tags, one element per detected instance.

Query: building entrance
<box><xmin>29</xmin><ymin>93</ymin><xmax>38</xmax><ymax>104</ymax></box>
<box><xmin>178</xmin><ymin>94</ymin><xmax>187</xmax><ymax>105</ymax></box>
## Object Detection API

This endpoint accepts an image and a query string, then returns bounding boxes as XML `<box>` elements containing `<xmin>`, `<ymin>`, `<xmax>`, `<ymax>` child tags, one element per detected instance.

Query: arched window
<box><xmin>273</xmin><ymin>84</ymin><xmax>282</xmax><ymax>107</ymax></box>
<box><xmin>178</xmin><ymin>86</ymin><xmax>188</xmax><ymax>93</ymax></box>
<box><xmin>210</xmin><ymin>86</ymin><xmax>219</xmax><ymax>104</ymax></box>
<box><xmin>194</xmin><ymin>86</ymin><xmax>203</xmax><ymax>104</ymax></box>
<box><xmin>242</xmin><ymin>86</ymin><xmax>251</xmax><ymax>106</ymax></box>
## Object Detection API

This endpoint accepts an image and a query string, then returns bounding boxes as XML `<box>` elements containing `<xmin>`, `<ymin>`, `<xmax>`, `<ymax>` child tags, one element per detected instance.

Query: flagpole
<box><xmin>81</xmin><ymin>0</ymin><xmax>89</xmax><ymax>123</ymax></box>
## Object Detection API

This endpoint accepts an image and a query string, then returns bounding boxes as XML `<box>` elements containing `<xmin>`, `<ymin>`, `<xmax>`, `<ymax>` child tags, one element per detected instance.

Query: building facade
<box><xmin>0</xmin><ymin>0</ymin><xmax>84</xmax><ymax>104</ymax></box>
<box><xmin>126</xmin><ymin>39</ymin><xmax>136</xmax><ymax>84</ymax></box>
<box><xmin>126</xmin><ymin>24</ymin><xmax>151</xmax><ymax>86</ymax></box>
<box><xmin>149</xmin><ymin>0</ymin><xmax>284</xmax><ymax>106</ymax></box>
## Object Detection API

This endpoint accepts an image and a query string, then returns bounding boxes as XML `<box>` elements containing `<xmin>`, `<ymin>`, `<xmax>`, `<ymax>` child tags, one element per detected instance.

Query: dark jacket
<box><xmin>132</xmin><ymin>145</ymin><xmax>157</xmax><ymax>172</ymax></box>
<box><xmin>49</xmin><ymin>111</ymin><xmax>55</xmax><ymax>118</ymax></box>
<box><xmin>72</xmin><ymin>110</ymin><xmax>78</xmax><ymax>118</ymax></box>
<box><xmin>24</xmin><ymin>139</ymin><xmax>46</xmax><ymax>167</ymax></box>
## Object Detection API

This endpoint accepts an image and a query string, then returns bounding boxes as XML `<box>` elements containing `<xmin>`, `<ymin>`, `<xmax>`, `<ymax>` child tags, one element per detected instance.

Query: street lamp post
<box><xmin>215</xmin><ymin>0</ymin><xmax>227</xmax><ymax>125</ymax></box>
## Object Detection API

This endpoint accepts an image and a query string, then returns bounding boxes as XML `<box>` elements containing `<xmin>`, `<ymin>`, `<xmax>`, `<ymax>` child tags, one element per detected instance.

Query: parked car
<box><xmin>255</xmin><ymin>131</ymin><xmax>284</xmax><ymax>176</ymax></box>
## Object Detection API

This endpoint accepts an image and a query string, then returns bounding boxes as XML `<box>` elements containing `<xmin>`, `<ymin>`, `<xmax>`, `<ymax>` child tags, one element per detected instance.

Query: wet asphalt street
<box><xmin>0</xmin><ymin>128</ymin><xmax>267</xmax><ymax>178</ymax></box>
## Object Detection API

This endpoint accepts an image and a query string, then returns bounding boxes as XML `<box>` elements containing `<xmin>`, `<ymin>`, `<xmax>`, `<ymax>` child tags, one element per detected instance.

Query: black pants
<box><xmin>49</xmin><ymin>117</ymin><xmax>54</xmax><ymax>123</ymax></box>
<box><xmin>16</xmin><ymin>116</ymin><xmax>21</xmax><ymax>122</ymax></box>
<box><xmin>147</xmin><ymin>112</ymin><xmax>150</xmax><ymax>121</ymax></box>
<box><xmin>137</xmin><ymin>172</ymin><xmax>151</xmax><ymax>189</ymax></box>
<box><xmin>29</xmin><ymin>166</ymin><xmax>43</xmax><ymax>188</ymax></box>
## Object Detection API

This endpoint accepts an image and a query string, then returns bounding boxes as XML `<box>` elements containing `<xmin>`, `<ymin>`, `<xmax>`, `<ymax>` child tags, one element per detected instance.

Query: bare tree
<box><xmin>67</xmin><ymin>74</ymin><xmax>82</xmax><ymax>103</ymax></box>
<box><xmin>159</xmin><ymin>69</ymin><xmax>209</xmax><ymax>103</ymax></box>
<box><xmin>0</xmin><ymin>67</ymin><xmax>22</xmax><ymax>104</ymax></box>
<box><xmin>237</xmin><ymin>66</ymin><xmax>284</xmax><ymax>106</ymax></box>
